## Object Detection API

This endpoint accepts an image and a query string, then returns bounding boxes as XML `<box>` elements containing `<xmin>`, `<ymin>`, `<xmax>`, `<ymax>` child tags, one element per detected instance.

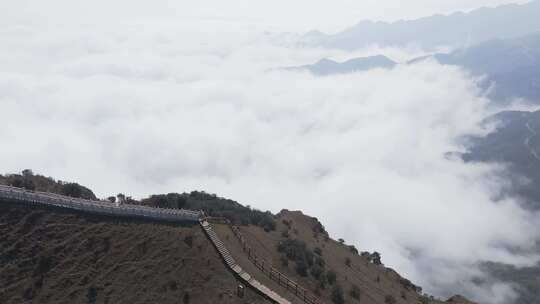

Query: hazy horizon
<box><xmin>1</xmin><ymin>0</ymin><xmax>531</xmax><ymax>32</ymax></box>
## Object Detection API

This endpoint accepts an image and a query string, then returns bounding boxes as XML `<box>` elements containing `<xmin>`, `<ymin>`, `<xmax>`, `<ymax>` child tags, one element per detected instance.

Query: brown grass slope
<box><xmin>214</xmin><ymin>210</ymin><xmax>473</xmax><ymax>304</ymax></box>
<box><xmin>0</xmin><ymin>170</ymin><xmax>474</xmax><ymax>304</ymax></box>
<box><xmin>0</xmin><ymin>203</ymin><xmax>270</xmax><ymax>304</ymax></box>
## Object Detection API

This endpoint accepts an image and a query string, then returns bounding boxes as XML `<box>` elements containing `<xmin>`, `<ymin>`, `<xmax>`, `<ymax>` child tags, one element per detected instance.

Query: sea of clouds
<box><xmin>1</xmin><ymin>4</ymin><xmax>539</xmax><ymax>303</ymax></box>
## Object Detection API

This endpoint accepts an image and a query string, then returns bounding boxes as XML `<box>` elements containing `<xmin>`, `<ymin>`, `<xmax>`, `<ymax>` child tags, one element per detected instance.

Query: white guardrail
<box><xmin>0</xmin><ymin>184</ymin><xmax>202</xmax><ymax>222</ymax></box>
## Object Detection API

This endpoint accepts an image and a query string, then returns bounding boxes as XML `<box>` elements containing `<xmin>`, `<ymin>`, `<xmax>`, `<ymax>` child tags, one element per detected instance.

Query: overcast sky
<box><xmin>1</xmin><ymin>0</ymin><xmax>531</xmax><ymax>32</ymax></box>
<box><xmin>1</xmin><ymin>1</ymin><xmax>538</xmax><ymax>304</ymax></box>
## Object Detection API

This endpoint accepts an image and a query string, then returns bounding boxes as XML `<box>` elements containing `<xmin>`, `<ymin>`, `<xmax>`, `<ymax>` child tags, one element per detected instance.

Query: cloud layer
<box><xmin>1</xmin><ymin>17</ymin><xmax>538</xmax><ymax>304</ymax></box>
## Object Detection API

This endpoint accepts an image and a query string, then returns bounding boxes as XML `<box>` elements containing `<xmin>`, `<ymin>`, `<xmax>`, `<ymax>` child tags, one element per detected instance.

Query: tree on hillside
<box><xmin>87</xmin><ymin>287</ymin><xmax>97</xmax><ymax>304</ymax></box>
<box><xmin>371</xmin><ymin>252</ymin><xmax>382</xmax><ymax>265</ymax></box>
<box><xmin>327</xmin><ymin>270</ymin><xmax>337</xmax><ymax>285</ymax></box>
<box><xmin>10</xmin><ymin>176</ymin><xmax>35</xmax><ymax>191</ymax></box>
<box><xmin>331</xmin><ymin>285</ymin><xmax>345</xmax><ymax>304</ymax></box>
<box><xmin>182</xmin><ymin>292</ymin><xmax>190</xmax><ymax>304</ymax></box>
<box><xmin>318</xmin><ymin>272</ymin><xmax>329</xmax><ymax>290</ymax></box>
<box><xmin>142</xmin><ymin>193</ymin><xmax>187</xmax><ymax>209</ymax></box>
<box><xmin>22</xmin><ymin>169</ymin><xmax>34</xmax><ymax>177</ymax></box>
<box><xmin>296</xmin><ymin>259</ymin><xmax>308</xmax><ymax>277</ymax></box>
<box><xmin>350</xmin><ymin>284</ymin><xmax>361</xmax><ymax>300</ymax></box>
<box><xmin>61</xmin><ymin>183</ymin><xmax>84</xmax><ymax>198</ymax></box>
<box><xmin>385</xmin><ymin>295</ymin><xmax>397</xmax><ymax>304</ymax></box>
<box><xmin>311</xmin><ymin>264</ymin><xmax>324</xmax><ymax>279</ymax></box>
<box><xmin>315</xmin><ymin>255</ymin><xmax>325</xmax><ymax>267</ymax></box>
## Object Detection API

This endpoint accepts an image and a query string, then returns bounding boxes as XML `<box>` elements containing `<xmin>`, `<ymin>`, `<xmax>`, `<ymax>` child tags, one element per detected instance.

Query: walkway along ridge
<box><xmin>200</xmin><ymin>219</ymin><xmax>292</xmax><ymax>304</ymax></box>
<box><xmin>208</xmin><ymin>217</ymin><xmax>324</xmax><ymax>304</ymax></box>
<box><xmin>0</xmin><ymin>184</ymin><xmax>201</xmax><ymax>223</ymax></box>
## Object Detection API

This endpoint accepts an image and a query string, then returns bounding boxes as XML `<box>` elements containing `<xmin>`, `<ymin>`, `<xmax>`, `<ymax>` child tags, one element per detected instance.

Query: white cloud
<box><xmin>0</xmin><ymin>9</ymin><xmax>538</xmax><ymax>304</ymax></box>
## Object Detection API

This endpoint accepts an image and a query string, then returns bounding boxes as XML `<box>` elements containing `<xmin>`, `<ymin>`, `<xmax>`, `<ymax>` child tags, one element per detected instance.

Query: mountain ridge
<box><xmin>285</xmin><ymin>55</ymin><xmax>396</xmax><ymax>75</ymax></box>
<box><xmin>0</xmin><ymin>170</ymin><xmax>476</xmax><ymax>304</ymax></box>
<box><xmin>300</xmin><ymin>1</ymin><xmax>540</xmax><ymax>50</ymax></box>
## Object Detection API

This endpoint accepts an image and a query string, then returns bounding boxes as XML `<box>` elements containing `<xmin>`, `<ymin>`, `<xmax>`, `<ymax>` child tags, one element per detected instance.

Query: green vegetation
<box><xmin>141</xmin><ymin>193</ymin><xmax>187</xmax><ymax>209</ymax></box>
<box><xmin>296</xmin><ymin>259</ymin><xmax>309</xmax><ymax>276</ymax></box>
<box><xmin>1</xmin><ymin>170</ymin><xmax>276</xmax><ymax>231</ymax></box>
<box><xmin>311</xmin><ymin>218</ymin><xmax>329</xmax><ymax>238</ymax></box>
<box><xmin>331</xmin><ymin>285</ymin><xmax>345</xmax><ymax>304</ymax></box>
<box><xmin>327</xmin><ymin>270</ymin><xmax>337</xmax><ymax>285</ymax></box>
<box><xmin>277</xmin><ymin>238</ymin><xmax>339</xmax><ymax>289</ymax></box>
<box><xmin>350</xmin><ymin>284</ymin><xmax>361</xmax><ymax>300</ymax></box>
<box><xmin>139</xmin><ymin>191</ymin><xmax>276</xmax><ymax>231</ymax></box>
<box><xmin>361</xmin><ymin>251</ymin><xmax>383</xmax><ymax>266</ymax></box>
<box><xmin>385</xmin><ymin>294</ymin><xmax>397</xmax><ymax>304</ymax></box>
<box><xmin>0</xmin><ymin>170</ymin><xmax>96</xmax><ymax>200</ymax></box>
<box><xmin>371</xmin><ymin>252</ymin><xmax>382</xmax><ymax>265</ymax></box>
<box><xmin>310</xmin><ymin>264</ymin><xmax>324</xmax><ymax>279</ymax></box>
<box><xmin>315</xmin><ymin>255</ymin><xmax>325</xmax><ymax>267</ymax></box>
<box><xmin>182</xmin><ymin>292</ymin><xmax>190</xmax><ymax>304</ymax></box>
<box><xmin>277</xmin><ymin>239</ymin><xmax>314</xmax><ymax>277</ymax></box>
<box><xmin>87</xmin><ymin>286</ymin><xmax>97</xmax><ymax>304</ymax></box>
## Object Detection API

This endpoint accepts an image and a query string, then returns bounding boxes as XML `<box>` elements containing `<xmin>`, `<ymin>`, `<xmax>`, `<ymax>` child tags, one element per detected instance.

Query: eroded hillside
<box><xmin>213</xmin><ymin>210</ymin><xmax>472</xmax><ymax>304</ymax></box>
<box><xmin>0</xmin><ymin>203</ymin><xmax>269</xmax><ymax>304</ymax></box>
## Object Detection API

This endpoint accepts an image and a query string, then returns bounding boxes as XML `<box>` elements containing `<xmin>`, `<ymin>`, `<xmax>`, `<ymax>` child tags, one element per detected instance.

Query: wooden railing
<box><xmin>0</xmin><ymin>184</ymin><xmax>202</xmax><ymax>222</ymax></box>
<box><xmin>229</xmin><ymin>224</ymin><xmax>323</xmax><ymax>304</ymax></box>
<box><xmin>201</xmin><ymin>220</ymin><xmax>291</xmax><ymax>304</ymax></box>
<box><xmin>206</xmin><ymin>216</ymin><xmax>230</xmax><ymax>224</ymax></box>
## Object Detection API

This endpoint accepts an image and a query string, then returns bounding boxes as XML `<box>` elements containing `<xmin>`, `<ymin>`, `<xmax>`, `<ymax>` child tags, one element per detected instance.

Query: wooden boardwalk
<box><xmin>0</xmin><ymin>184</ymin><xmax>201</xmax><ymax>222</ymax></box>
<box><xmin>201</xmin><ymin>220</ymin><xmax>292</xmax><ymax>304</ymax></box>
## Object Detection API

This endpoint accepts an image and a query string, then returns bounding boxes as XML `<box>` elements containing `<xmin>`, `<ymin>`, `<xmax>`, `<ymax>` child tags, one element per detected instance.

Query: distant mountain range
<box><xmin>463</xmin><ymin>109</ymin><xmax>540</xmax><ymax>304</ymax></box>
<box><xmin>463</xmin><ymin>110</ymin><xmax>540</xmax><ymax>209</ymax></box>
<box><xmin>301</xmin><ymin>0</ymin><xmax>540</xmax><ymax>50</ymax></box>
<box><xmin>421</xmin><ymin>32</ymin><xmax>540</xmax><ymax>104</ymax></box>
<box><xmin>285</xmin><ymin>55</ymin><xmax>396</xmax><ymax>75</ymax></box>
<box><xmin>291</xmin><ymin>31</ymin><xmax>540</xmax><ymax>105</ymax></box>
